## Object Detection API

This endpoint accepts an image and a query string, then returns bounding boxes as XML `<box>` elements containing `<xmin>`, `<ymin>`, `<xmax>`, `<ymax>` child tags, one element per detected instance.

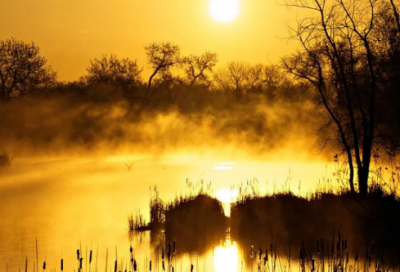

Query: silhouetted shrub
<box><xmin>165</xmin><ymin>194</ymin><xmax>227</xmax><ymax>252</ymax></box>
<box><xmin>230</xmin><ymin>190</ymin><xmax>400</xmax><ymax>262</ymax></box>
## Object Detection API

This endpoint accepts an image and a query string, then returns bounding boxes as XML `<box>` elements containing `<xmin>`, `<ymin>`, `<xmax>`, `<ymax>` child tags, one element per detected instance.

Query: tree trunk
<box><xmin>358</xmin><ymin>167</ymin><xmax>369</xmax><ymax>196</ymax></box>
<box><xmin>347</xmin><ymin>151</ymin><xmax>355</xmax><ymax>194</ymax></box>
<box><xmin>358</xmin><ymin>134</ymin><xmax>373</xmax><ymax>195</ymax></box>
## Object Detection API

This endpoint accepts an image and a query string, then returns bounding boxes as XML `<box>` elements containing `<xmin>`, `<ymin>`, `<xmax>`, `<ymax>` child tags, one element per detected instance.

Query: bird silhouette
<box><xmin>125</xmin><ymin>163</ymin><xmax>133</xmax><ymax>170</ymax></box>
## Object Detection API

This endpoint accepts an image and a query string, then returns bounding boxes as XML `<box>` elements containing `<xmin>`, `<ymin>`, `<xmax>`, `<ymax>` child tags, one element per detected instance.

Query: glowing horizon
<box><xmin>0</xmin><ymin>0</ymin><xmax>300</xmax><ymax>81</ymax></box>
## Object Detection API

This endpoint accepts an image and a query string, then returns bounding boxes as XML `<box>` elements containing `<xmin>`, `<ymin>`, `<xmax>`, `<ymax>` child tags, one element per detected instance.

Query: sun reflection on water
<box><xmin>213</xmin><ymin>238</ymin><xmax>239</xmax><ymax>272</ymax></box>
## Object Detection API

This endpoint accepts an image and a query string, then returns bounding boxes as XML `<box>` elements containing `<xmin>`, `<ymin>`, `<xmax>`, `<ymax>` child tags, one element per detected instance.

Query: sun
<box><xmin>209</xmin><ymin>0</ymin><xmax>240</xmax><ymax>23</ymax></box>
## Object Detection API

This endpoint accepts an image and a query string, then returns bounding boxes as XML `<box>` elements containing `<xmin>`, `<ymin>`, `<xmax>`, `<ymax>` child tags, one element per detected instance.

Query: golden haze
<box><xmin>0</xmin><ymin>0</ymin><xmax>300</xmax><ymax>81</ymax></box>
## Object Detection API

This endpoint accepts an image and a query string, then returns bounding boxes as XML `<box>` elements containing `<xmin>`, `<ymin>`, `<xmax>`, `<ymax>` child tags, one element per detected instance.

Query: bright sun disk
<box><xmin>209</xmin><ymin>0</ymin><xmax>240</xmax><ymax>22</ymax></box>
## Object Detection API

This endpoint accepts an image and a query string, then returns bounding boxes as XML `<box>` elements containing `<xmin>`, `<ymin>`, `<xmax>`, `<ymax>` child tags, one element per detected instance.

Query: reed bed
<box><xmin>126</xmin><ymin>176</ymin><xmax>400</xmax><ymax>264</ymax></box>
<box><xmin>8</xmin><ymin>232</ymin><xmax>399</xmax><ymax>272</ymax></box>
<box><xmin>10</xmin><ymin>173</ymin><xmax>400</xmax><ymax>271</ymax></box>
<box><xmin>230</xmin><ymin>178</ymin><xmax>400</xmax><ymax>266</ymax></box>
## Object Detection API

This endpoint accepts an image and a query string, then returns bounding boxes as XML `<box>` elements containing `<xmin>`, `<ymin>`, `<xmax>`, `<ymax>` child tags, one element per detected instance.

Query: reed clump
<box><xmin>148</xmin><ymin>180</ymin><xmax>225</xmax><ymax>251</ymax></box>
<box><xmin>164</xmin><ymin>193</ymin><xmax>227</xmax><ymax>252</ymax></box>
<box><xmin>128</xmin><ymin>210</ymin><xmax>147</xmax><ymax>231</ymax></box>
<box><xmin>149</xmin><ymin>186</ymin><xmax>165</xmax><ymax>229</ymax></box>
<box><xmin>128</xmin><ymin>187</ymin><xmax>165</xmax><ymax>231</ymax></box>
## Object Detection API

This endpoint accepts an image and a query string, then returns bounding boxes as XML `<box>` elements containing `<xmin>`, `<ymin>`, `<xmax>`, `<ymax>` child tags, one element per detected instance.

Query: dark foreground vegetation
<box><xmin>129</xmin><ymin>186</ymin><xmax>227</xmax><ymax>252</ymax></box>
<box><xmin>131</xmin><ymin>180</ymin><xmax>400</xmax><ymax>266</ymax></box>
<box><xmin>164</xmin><ymin>193</ymin><xmax>227</xmax><ymax>252</ymax></box>
<box><xmin>231</xmin><ymin>186</ymin><xmax>400</xmax><ymax>264</ymax></box>
<box><xmin>19</xmin><ymin>229</ymin><xmax>398</xmax><ymax>272</ymax></box>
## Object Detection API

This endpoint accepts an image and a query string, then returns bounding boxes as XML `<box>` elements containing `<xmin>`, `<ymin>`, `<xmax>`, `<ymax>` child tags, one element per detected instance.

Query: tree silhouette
<box><xmin>179</xmin><ymin>51</ymin><xmax>218</xmax><ymax>104</ymax></box>
<box><xmin>183</xmin><ymin>52</ymin><xmax>218</xmax><ymax>88</ymax></box>
<box><xmin>246</xmin><ymin>64</ymin><xmax>264</xmax><ymax>95</ymax></box>
<box><xmin>213</xmin><ymin>62</ymin><xmax>287</xmax><ymax>104</ymax></box>
<box><xmin>213</xmin><ymin>61</ymin><xmax>251</xmax><ymax>103</ymax></box>
<box><xmin>281</xmin><ymin>0</ymin><xmax>400</xmax><ymax>194</ymax></box>
<box><xmin>0</xmin><ymin>38</ymin><xmax>56</xmax><ymax>101</ymax></box>
<box><xmin>85</xmin><ymin>54</ymin><xmax>142</xmax><ymax>88</ymax></box>
<box><xmin>142</xmin><ymin>42</ymin><xmax>181</xmax><ymax>108</ymax></box>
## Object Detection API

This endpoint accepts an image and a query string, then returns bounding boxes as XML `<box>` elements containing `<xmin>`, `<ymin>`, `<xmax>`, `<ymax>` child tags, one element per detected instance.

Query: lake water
<box><xmin>0</xmin><ymin>152</ymin><xmax>333</xmax><ymax>271</ymax></box>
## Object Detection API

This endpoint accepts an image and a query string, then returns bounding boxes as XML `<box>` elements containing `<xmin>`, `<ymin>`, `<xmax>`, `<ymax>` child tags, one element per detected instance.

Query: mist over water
<box><xmin>0</xmin><ymin>152</ymin><xmax>334</xmax><ymax>271</ymax></box>
<box><xmin>1</xmin><ymin>95</ymin><xmax>398</xmax><ymax>270</ymax></box>
<box><xmin>0</xmin><ymin>94</ymin><xmax>337</xmax><ymax>271</ymax></box>
<box><xmin>0</xmin><ymin>93</ymin><xmax>324</xmax><ymax>157</ymax></box>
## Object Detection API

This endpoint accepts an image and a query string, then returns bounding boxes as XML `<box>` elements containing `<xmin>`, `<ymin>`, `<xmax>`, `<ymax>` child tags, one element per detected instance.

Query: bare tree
<box><xmin>213</xmin><ymin>62</ymin><xmax>284</xmax><ymax>103</ymax></box>
<box><xmin>142</xmin><ymin>42</ymin><xmax>181</xmax><ymax>108</ymax></box>
<box><xmin>262</xmin><ymin>65</ymin><xmax>283</xmax><ymax>101</ymax></box>
<box><xmin>0</xmin><ymin>38</ymin><xmax>56</xmax><ymax>101</ymax></box>
<box><xmin>389</xmin><ymin>0</ymin><xmax>400</xmax><ymax>32</ymax></box>
<box><xmin>246</xmin><ymin>64</ymin><xmax>265</xmax><ymax>94</ymax></box>
<box><xmin>180</xmin><ymin>52</ymin><xmax>218</xmax><ymax>104</ymax></box>
<box><xmin>213</xmin><ymin>61</ymin><xmax>251</xmax><ymax>103</ymax></box>
<box><xmin>281</xmin><ymin>0</ymin><xmax>400</xmax><ymax>194</ymax></box>
<box><xmin>183</xmin><ymin>52</ymin><xmax>218</xmax><ymax>88</ymax></box>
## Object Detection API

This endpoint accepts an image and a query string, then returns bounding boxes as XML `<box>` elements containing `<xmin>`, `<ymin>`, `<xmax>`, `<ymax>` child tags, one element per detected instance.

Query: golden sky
<box><xmin>0</xmin><ymin>0</ymin><xmax>301</xmax><ymax>81</ymax></box>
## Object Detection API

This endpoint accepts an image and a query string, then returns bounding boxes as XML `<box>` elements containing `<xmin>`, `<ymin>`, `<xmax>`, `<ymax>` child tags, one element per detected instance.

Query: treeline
<box><xmin>0</xmin><ymin>38</ymin><xmax>319</xmax><ymax>157</ymax></box>
<box><xmin>0</xmin><ymin>38</ymin><xmax>313</xmax><ymax>115</ymax></box>
<box><xmin>0</xmin><ymin>38</ymin><xmax>320</xmax><ymax>157</ymax></box>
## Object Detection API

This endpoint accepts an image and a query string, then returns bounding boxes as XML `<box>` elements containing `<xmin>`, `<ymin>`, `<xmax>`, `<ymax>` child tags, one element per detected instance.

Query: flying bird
<box><xmin>125</xmin><ymin>163</ymin><xmax>133</xmax><ymax>170</ymax></box>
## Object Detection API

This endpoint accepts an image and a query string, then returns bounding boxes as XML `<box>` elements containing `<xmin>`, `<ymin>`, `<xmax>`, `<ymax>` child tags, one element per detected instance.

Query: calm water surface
<box><xmin>0</xmin><ymin>153</ymin><xmax>333</xmax><ymax>271</ymax></box>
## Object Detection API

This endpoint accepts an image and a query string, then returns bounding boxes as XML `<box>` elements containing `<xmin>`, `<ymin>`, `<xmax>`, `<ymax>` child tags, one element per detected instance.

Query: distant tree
<box><xmin>180</xmin><ymin>52</ymin><xmax>218</xmax><ymax>104</ymax></box>
<box><xmin>213</xmin><ymin>61</ymin><xmax>251</xmax><ymax>103</ymax></box>
<box><xmin>0</xmin><ymin>38</ymin><xmax>56</xmax><ymax>101</ymax></box>
<box><xmin>85</xmin><ymin>54</ymin><xmax>142</xmax><ymax>88</ymax></box>
<box><xmin>246</xmin><ymin>64</ymin><xmax>264</xmax><ymax>94</ymax></box>
<box><xmin>142</xmin><ymin>42</ymin><xmax>181</xmax><ymax>108</ymax></box>
<box><xmin>214</xmin><ymin>62</ymin><xmax>300</xmax><ymax>104</ymax></box>
<box><xmin>183</xmin><ymin>52</ymin><xmax>218</xmax><ymax>88</ymax></box>
<box><xmin>41</xmin><ymin>80</ymin><xmax>87</xmax><ymax>99</ymax></box>
<box><xmin>261</xmin><ymin>65</ymin><xmax>282</xmax><ymax>101</ymax></box>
